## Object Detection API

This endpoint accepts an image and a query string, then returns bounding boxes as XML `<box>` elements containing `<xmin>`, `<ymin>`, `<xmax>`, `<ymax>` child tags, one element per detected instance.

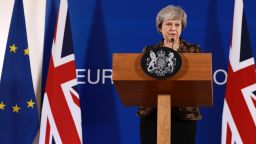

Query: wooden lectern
<box><xmin>112</xmin><ymin>53</ymin><xmax>212</xmax><ymax>144</ymax></box>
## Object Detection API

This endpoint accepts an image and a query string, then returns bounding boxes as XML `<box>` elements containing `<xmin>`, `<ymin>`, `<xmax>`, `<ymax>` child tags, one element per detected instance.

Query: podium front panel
<box><xmin>113</xmin><ymin>53</ymin><xmax>213</xmax><ymax>107</ymax></box>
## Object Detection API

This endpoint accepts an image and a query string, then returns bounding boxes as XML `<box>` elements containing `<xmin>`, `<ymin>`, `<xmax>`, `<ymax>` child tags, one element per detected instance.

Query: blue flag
<box><xmin>0</xmin><ymin>0</ymin><xmax>39</xmax><ymax>143</ymax></box>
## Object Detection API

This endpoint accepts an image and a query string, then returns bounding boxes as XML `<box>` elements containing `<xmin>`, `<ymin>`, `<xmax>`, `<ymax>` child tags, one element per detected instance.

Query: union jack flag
<box><xmin>39</xmin><ymin>0</ymin><xmax>82</xmax><ymax>143</ymax></box>
<box><xmin>221</xmin><ymin>0</ymin><xmax>256</xmax><ymax>143</ymax></box>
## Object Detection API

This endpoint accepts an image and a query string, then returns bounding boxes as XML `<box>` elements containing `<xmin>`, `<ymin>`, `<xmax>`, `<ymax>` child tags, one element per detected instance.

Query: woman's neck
<box><xmin>164</xmin><ymin>39</ymin><xmax>180</xmax><ymax>51</ymax></box>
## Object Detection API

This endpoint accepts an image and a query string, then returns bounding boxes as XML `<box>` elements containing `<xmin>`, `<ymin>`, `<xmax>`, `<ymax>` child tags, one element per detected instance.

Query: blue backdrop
<box><xmin>46</xmin><ymin>0</ymin><xmax>256</xmax><ymax>143</ymax></box>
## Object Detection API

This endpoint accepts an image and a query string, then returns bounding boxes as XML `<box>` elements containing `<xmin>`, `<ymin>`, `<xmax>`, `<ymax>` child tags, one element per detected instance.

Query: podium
<box><xmin>112</xmin><ymin>53</ymin><xmax>212</xmax><ymax>144</ymax></box>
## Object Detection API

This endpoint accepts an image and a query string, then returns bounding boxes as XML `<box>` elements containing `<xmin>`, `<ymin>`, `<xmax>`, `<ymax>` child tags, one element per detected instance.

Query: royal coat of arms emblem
<box><xmin>141</xmin><ymin>47</ymin><xmax>182</xmax><ymax>79</ymax></box>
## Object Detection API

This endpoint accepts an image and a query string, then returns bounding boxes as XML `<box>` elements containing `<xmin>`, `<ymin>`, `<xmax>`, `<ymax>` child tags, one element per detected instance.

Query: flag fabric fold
<box><xmin>0</xmin><ymin>0</ymin><xmax>39</xmax><ymax>143</ymax></box>
<box><xmin>221</xmin><ymin>0</ymin><xmax>256</xmax><ymax>143</ymax></box>
<box><xmin>39</xmin><ymin>0</ymin><xmax>83</xmax><ymax>143</ymax></box>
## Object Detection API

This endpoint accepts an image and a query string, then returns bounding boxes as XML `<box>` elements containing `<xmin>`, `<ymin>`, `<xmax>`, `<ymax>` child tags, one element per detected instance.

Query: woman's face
<box><xmin>160</xmin><ymin>19</ymin><xmax>182</xmax><ymax>42</ymax></box>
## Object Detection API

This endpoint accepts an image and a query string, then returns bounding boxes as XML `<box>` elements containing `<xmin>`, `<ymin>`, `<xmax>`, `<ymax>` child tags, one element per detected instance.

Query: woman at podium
<box><xmin>137</xmin><ymin>5</ymin><xmax>202</xmax><ymax>144</ymax></box>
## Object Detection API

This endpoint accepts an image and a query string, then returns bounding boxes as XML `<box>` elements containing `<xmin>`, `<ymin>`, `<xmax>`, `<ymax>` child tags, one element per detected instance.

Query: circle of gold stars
<box><xmin>0</xmin><ymin>99</ymin><xmax>36</xmax><ymax>113</ymax></box>
<box><xmin>9</xmin><ymin>43</ymin><xmax>29</xmax><ymax>56</ymax></box>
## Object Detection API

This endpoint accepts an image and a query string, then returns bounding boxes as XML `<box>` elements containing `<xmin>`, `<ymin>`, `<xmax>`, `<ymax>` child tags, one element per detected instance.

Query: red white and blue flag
<box><xmin>39</xmin><ymin>0</ymin><xmax>82</xmax><ymax>143</ymax></box>
<box><xmin>221</xmin><ymin>0</ymin><xmax>256</xmax><ymax>143</ymax></box>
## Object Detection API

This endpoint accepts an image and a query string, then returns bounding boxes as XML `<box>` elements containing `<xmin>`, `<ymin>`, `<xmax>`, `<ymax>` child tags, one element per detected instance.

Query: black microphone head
<box><xmin>170</xmin><ymin>38</ymin><xmax>175</xmax><ymax>49</ymax></box>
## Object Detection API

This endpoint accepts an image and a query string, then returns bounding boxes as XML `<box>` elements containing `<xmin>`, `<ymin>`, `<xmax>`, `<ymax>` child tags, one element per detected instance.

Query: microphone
<box><xmin>171</xmin><ymin>38</ymin><xmax>175</xmax><ymax>50</ymax></box>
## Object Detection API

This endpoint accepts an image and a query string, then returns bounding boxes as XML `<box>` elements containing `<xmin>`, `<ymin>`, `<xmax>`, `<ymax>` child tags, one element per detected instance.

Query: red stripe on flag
<box><xmin>45</xmin><ymin>57</ymin><xmax>80</xmax><ymax>144</ymax></box>
<box><xmin>226</xmin><ymin>123</ymin><xmax>232</xmax><ymax>144</ymax></box>
<box><xmin>226</xmin><ymin>64</ymin><xmax>256</xmax><ymax>143</ymax></box>
<box><xmin>46</xmin><ymin>119</ymin><xmax>51</xmax><ymax>144</ymax></box>
<box><xmin>71</xmin><ymin>92</ymin><xmax>80</xmax><ymax>107</ymax></box>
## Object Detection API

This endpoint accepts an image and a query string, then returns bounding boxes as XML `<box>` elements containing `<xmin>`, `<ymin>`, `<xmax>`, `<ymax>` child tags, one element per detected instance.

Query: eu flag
<box><xmin>0</xmin><ymin>0</ymin><xmax>39</xmax><ymax>143</ymax></box>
